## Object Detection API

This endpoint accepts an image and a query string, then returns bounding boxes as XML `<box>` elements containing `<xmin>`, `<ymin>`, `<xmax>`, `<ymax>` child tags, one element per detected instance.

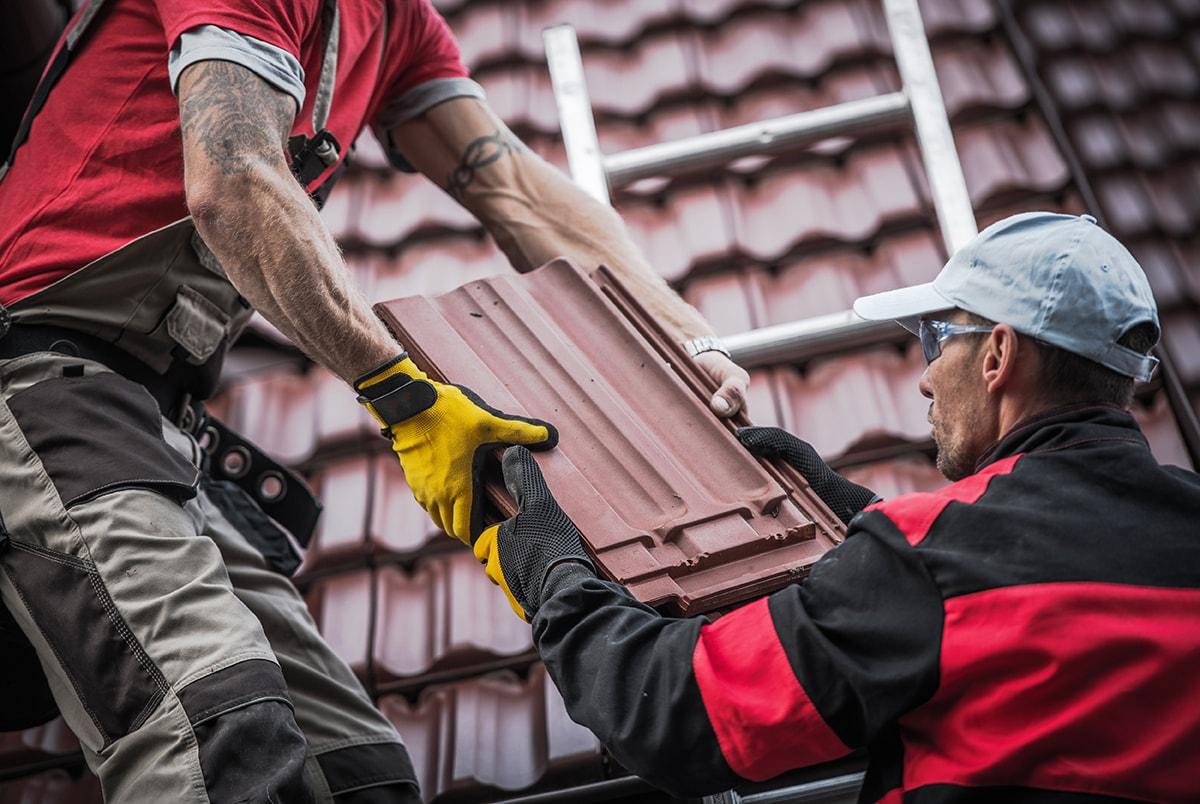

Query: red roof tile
<box><xmin>376</xmin><ymin>259</ymin><xmax>845</xmax><ymax>614</ymax></box>
<box><xmin>357</xmin><ymin>175</ymin><xmax>480</xmax><ymax>247</ymax></box>
<box><xmin>374</xmin><ymin>553</ymin><xmax>534</xmax><ymax>685</ymax></box>
<box><xmin>380</xmin><ymin>664</ymin><xmax>602</xmax><ymax>802</ymax></box>
<box><xmin>770</xmin><ymin>344</ymin><xmax>931</xmax><ymax>458</ymax></box>
<box><xmin>682</xmin><ymin>271</ymin><xmax>761</xmax><ymax>336</ymax></box>
<box><xmin>306</xmin><ymin>569</ymin><xmax>374</xmax><ymax>680</ymax></box>
<box><xmin>617</xmin><ymin>184</ymin><xmax>737</xmax><ymax>281</ymax></box>
<box><xmin>219</xmin><ymin>369</ymin><xmax>317</xmax><ymax>465</ymax></box>
<box><xmin>726</xmin><ymin>145</ymin><xmax>924</xmax><ymax>261</ymax></box>
<box><xmin>692</xmin><ymin>5</ymin><xmax>883</xmax><ymax>97</ymax></box>
<box><xmin>0</xmin><ymin>770</ymin><xmax>100</xmax><ymax>804</ymax></box>
<box><xmin>516</xmin><ymin>0</ymin><xmax>677</xmax><ymax>53</ymax></box>
<box><xmin>842</xmin><ymin>454</ymin><xmax>946</xmax><ymax>499</ymax></box>
<box><xmin>369</xmin><ymin>457</ymin><xmax>446</xmax><ymax>558</ymax></box>
<box><xmin>0</xmin><ymin>719</ymin><xmax>78</xmax><ymax>774</ymax></box>
<box><xmin>753</xmin><ymin>229</ymin><xmax>946</xmax><ymax>324</ymax></box>
<box><xmin>1134</xmin><ymin>393</ymin><xmax>1195</xmax><ymax>468</ymax></box>
<box><xmin>1043</xmin><ymin>43</ymin><xmax>1200</xmax><ymax>114</ymax></box>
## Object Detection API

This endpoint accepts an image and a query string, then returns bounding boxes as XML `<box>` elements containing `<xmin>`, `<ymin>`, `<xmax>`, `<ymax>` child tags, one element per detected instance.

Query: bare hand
<box><xmin>693</xmin><ymin>351</ymin><xmax>750</xmax><ymax>417</ymax></box>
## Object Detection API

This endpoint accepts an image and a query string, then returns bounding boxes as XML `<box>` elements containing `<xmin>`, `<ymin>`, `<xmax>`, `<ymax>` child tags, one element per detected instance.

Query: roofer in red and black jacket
<box><xmin>474</xmin><ymin>211</ymin><xmax>1200</xmax><ymax>803</ymax></box>
<box><xmin>0</xmin><ymin>1</ymin><xmax>750</xmax><ymax>801</ymax></box>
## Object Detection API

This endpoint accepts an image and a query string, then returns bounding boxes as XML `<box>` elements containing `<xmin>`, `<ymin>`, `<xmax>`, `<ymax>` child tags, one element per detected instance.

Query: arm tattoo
<box><xmin>447</xmin><ymin>128</ymin><xmax>524</xmax><ymax>200</ymax></box>
<box><xmin>179</xmin><ymin>61</ymin><xmax>294</xmax><ymax>177</ymax></box>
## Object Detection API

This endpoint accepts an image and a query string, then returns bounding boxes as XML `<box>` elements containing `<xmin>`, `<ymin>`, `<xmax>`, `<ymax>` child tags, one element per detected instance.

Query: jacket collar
<box><xmin>974</xmin><ymin>402</ymin><xmax>1148</xmax><ymax>472</ymax></box>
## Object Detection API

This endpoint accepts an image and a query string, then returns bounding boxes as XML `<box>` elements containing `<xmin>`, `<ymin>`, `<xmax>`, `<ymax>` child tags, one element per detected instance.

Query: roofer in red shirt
<box><xmin>475</xmin><ymin>212</ymin><xmax>1200</xmax><ymax>802</ymax></box>
<box><xmin>0</xmin><ymin>0</ymin><xmax>750</xmax><ymax>801</ymax></box>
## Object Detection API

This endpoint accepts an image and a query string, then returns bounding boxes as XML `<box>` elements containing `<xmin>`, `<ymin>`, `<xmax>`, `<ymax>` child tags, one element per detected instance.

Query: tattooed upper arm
<box><xmin>178</xmin><ymin>60</ymin><xmax>294</xmax><ymax>178</ymax></box>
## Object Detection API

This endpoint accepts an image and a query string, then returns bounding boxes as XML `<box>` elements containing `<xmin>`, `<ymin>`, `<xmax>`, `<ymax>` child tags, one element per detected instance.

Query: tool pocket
<box><xmin>2</xmin><ymin>540</ymin><xmax>167</xmax><ymax>746</ymax></box>
<box><xmin>7</xmin><ymin>371</ymin><xmax>199</xmax><ymax>508</ymax></box>
<box><xmin>0</xmin><ymin>510</ymin><xmax>59</xmax><ymax>733</ymax></box>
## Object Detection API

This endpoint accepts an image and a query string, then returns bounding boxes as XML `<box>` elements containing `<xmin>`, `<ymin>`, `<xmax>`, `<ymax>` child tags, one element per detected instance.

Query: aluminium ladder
<box><xmin>542</xmin><ymin>0</ymin><xmax>977</xmax><ymax>368</ymax></box>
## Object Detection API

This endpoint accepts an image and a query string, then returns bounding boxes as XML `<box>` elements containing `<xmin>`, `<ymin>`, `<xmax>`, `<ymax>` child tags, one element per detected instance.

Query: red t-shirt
<box><xmin>0</xmin><ymin>0</ymin><xmax>469</xmax><ymax>306</ymax></box>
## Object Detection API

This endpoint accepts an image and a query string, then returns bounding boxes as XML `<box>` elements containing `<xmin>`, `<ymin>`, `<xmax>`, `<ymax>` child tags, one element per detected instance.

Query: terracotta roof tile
<box><xmin>692</xmin><ymin>5</ymin><xmax>883</xmax><ymax>96</ymax></box>
<box><xmin>682</xmin><ymin>271</ymin><xmax>760</xmax><ymax>336</ymax></box>
<box><xmin>220</xmin><ymin>369</ymin><xmax>317</xmax><ymax>465</ymax></box>
<box><xmin>1130</xmin><ymin>238</ymin><xmax>1200</xmax><ymax>311</ymax></box>
<box><xmin>1162</xmin><ymin>311</ymin><xmax>1200</xmax><ymax>387</ymax></box>
<box><xmin>304</xmin><ymin>458</ymin><xmax>375</xmax><ymax>572</ymax></box>
<box><xmin>726</xmin><ymin>145</ymin><xmax>924</xmax><ymax>261</ymax></box>
<box><xmin>379</xmin><ymin>665</ymin><xmax>602</xmax><ymax>802</ymax></box>
<box><xmin>453</xmin><ymin>2</ymin><xmax>513</xmax><ymax>70</ymax></box>
<box><xmin>376</xmin><ymin>259</ymin><xmax>844</xmax><ymax>614</ymax></box>
<box><xmin>374</xmin><ymin>554</ymin><xmax>534</xmax><ymax>685</ymax></box>
<box><xmin>842</xmin><ymin>455</ymin><xmax>946</xmax><ymax>499</ymax></box>
<box><xmin>516</xmin><ymin>0</ymin><xmax>678</xmax><ymax>52</ymax></box>
<box><xmin>1134</xmin><ymin>393</ymin><xmax>1195</xmax><ymax>468</ymax></box>
<box><xmin>369</xmin><ymin>457</ymin><xmax>446</xmax><ymax>558</ymax></box>
<box><xmin>0</xmin><ymin>719</ymin><xmax>78</xmax><ymax>774</ymax></box>
<box><xmin>770</xmin><ymin>345</ymin><xmax>930</xmax><ymax>458</ymax></box>
<box><xmin>305</xmin><ymin>569</ymin><xmax>374</xmax><ymax>681</ymax></box>
<box><xmin>618</xmin><ymin>184</ymin><xmax>737</xmax><ymax>281</ymax></box>
<box><xmin>357</xmin><ymin>175</ymin><xmax>479</xmax><ymax>247</ymax></box>
<box><xmin>0</xmin><ymin>770</ymin><xmax>100</xmax><ymax>803</ymax></box>
<box><xmin>925</xmin><ymin>116</ymin><xmax>1071</xmax><ymax>208</ymax></box>
<box><xmin>1043</xmin><ymin>44</ymin><xmax>1200</xmax><ymax>113</ymax></box>
<box><xmin>754</xmin><ymin>229</ymin><xmax>945</xmax><ymax>324</ymax></box>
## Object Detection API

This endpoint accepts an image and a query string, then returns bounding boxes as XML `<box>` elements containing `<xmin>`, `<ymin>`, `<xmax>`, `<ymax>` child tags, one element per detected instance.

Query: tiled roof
<box><xmin>4</xmin><ymin>0</ymin><xmax>1198</xmax><ymax>800</ymax></box>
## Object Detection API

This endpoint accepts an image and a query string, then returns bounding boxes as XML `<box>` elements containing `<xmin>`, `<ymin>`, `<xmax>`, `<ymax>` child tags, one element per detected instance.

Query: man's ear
<box><xmin>981</xmin><ymin>323</ymin><xmax>1022</xmax><ymax>394</ymax></box>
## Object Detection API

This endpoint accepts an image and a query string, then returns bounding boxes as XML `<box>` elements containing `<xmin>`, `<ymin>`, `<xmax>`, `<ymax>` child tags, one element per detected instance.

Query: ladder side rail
<box><xmin>882</xmin><ymin>0</ymin><xmax>978</xmax><ymax>253</ymax></box>
<box><xmin>543</xmin><ymin>24</ymin><xmax>610</xmax><ymax>204</ymax></box>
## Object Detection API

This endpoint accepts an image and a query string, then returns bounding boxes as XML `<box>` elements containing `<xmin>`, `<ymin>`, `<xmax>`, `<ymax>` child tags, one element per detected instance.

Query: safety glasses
<box><xmin>918</xmin><ymin>319</ymin><xmax>995</xmax><ymax>363</ymax></box>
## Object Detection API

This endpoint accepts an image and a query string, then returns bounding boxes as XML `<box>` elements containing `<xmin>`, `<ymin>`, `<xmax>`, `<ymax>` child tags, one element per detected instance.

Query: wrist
<box><xmin>682</xmin><ymin>335</ymin><xmax>731</xmax><ymax>359</ymax></box>
<box><xmin>354</xmin><ymin>353</ymin><xmax>438</xmax><ymax>429</ymax></box>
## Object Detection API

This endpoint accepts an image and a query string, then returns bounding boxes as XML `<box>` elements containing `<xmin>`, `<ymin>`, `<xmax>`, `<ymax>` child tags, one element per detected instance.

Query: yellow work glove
<box><xmin>355</xmin><ymin>354</ymin><xmax>558</xmax><ymax>546</ymax></box>
<box><xmin>474</xmin><ymin>447</ymin><xmax>595</xmax><ymax>621</ymax></box>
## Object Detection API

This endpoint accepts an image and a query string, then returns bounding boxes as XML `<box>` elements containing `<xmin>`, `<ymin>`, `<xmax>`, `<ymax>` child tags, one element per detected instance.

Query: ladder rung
<box><xmin>604</xmin><ymin>92</ymin><xmax>911</xmax><ymax>187</ymax></box>
<box><xmin>725</xmin><ymin>312</ymin><xmax>903</xmax><ymax>368</ymax></box>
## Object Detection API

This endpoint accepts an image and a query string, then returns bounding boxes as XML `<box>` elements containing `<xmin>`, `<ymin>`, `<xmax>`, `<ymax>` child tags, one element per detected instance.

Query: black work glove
<box><xmin>737</xmin><ymin>426</ymin><xmax>880</xmax><ymax>525</ymax></box>
<box><xmin>473</xmin><ymin>447</ymin><xmax>595</xmax><ymax>621</ymax></box>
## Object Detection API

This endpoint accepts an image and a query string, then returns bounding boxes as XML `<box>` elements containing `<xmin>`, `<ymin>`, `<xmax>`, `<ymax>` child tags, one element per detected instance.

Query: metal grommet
<box><xmin>220</xmin><ymin>446</ymin><xmax>251</xmax><ymax>479</ymax></box>
<box><xmin>198</xmin><ymin>425</ymin><xmax>220</xmax><ymax>456</ymax></box>
<box><xmin>257</xmin><ymin>471</ymin><xmax>287</xmax><ymax>503</ymax></box>
<box><xmin>178</xmin><ymin>406</ymin><xmax>197</xmax><ymax>433</ymax></box>
<box><xmin>48</xmin><ymin>339</ymin><xmax>80</xmax><ymax>357</ymax></box>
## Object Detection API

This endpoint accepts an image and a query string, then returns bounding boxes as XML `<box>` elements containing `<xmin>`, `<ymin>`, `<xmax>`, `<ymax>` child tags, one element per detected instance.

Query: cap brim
<box><xmin>853</xmin><ymin>282</ymin><xmax>956</xmax><ymax>334</ymax></box>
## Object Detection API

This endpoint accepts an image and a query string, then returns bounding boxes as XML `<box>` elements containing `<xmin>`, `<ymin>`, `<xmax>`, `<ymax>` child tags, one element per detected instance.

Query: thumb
<box><xmin>501</xmin><ymin>445</ymin><xmax>550</xmax><ymax>512</ymax></box>
<box><xmin>710</xmin><ymin>376</ymin><xmax>746</xmax><ymax>417</ymax></box>
<box><xmin>737</xmin><ymin>426</ymin><xmax>790</xmax><ymax>457</ymax></box>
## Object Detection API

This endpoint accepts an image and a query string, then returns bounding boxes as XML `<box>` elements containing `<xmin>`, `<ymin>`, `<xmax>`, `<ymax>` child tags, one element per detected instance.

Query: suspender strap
<box><xmin>0</xmin><ymin>0</ymin><xmax>343</xmax><ymax>189</ymax></box>
<box><xmin>312</xmin><ymin>0</ymin><xmax>339</xmax><ymax>135</ymax></box>
<box><xmin>0</xmin><ymin>0</ymin><xmax>109</xmax><ymax>183</ymax></box>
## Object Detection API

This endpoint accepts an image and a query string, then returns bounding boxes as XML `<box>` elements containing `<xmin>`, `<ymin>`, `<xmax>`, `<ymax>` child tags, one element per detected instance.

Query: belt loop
<box><xmin>175</xmin><ymin>392</ymin><xmax>196</xmax><ymax>432</ymax></box>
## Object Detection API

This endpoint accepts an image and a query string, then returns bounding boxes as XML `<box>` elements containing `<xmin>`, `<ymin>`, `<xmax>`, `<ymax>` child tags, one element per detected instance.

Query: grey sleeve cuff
<box><xmin>169</xmin><ymin>24</ymin><xmax>306</xmax><ymax>113</ymax></box>
<box><xmin>372</xmin><ymin>77</ymin><xmax>487</xmax><ymax>172</ymax></box>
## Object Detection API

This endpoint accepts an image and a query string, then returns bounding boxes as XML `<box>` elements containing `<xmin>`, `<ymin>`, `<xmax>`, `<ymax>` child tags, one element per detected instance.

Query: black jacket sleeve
<box><xmin>531</xmin><ymin>510</ymin><xmax>944</xmax><ymax>798</ymax></box>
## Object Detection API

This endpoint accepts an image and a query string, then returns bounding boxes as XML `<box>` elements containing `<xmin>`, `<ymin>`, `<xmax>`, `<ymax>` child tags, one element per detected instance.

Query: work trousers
<box><xmin>0</xmin><ymin>352</ymin><xmax>419</xmax><ymax>803</ymax></box>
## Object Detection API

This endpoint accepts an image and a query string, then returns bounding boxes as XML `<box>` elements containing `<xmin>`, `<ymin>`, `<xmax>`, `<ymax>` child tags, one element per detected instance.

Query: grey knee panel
<box><xmin>178</xmin><ymin>659</ymin><xmax>313</xmax><ymax>803</ymax></box>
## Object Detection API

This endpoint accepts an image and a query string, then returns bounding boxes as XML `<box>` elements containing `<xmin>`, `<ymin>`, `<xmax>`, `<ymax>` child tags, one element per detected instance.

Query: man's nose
<box><xmin>918</xmin><ymin>367</ymin><xmax>933</xmax><ymax>399</ymax></box>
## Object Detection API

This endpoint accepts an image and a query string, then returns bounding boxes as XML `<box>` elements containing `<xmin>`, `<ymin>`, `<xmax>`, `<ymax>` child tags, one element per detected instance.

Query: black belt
<box><xmin>0</xmin><ymin>323</ymin><xmax>320</xmax><ymax>552</ymax></box>
<box><xmin>0</xmin><ymin>323</ymin><xmax>197</xmax><ymax>424</ymax></box>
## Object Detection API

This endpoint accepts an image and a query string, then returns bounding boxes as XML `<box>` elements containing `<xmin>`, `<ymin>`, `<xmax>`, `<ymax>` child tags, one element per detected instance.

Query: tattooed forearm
<box><xmin>178</xmin><ymin>61</ymin><xmax>294</xmax><ymax>177</ymax></box>
<box><xmin>447</xmin><ymin>128</ymin><xmax>523</xmax><ymax>200</ymax></box>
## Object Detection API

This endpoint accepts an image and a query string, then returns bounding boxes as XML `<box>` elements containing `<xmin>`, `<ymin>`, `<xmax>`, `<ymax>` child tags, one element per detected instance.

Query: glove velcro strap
<box><xmin>358</xmin><ymin>376</ymin><xmax>437</xmax><ymax>426</ymax></box>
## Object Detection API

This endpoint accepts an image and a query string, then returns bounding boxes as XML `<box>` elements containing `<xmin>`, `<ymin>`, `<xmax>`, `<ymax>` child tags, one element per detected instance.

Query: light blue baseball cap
<box><xmin>853</xmin><ymin>212</ymin><xmax>1161</xmax><ymax>382</ymax></box>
